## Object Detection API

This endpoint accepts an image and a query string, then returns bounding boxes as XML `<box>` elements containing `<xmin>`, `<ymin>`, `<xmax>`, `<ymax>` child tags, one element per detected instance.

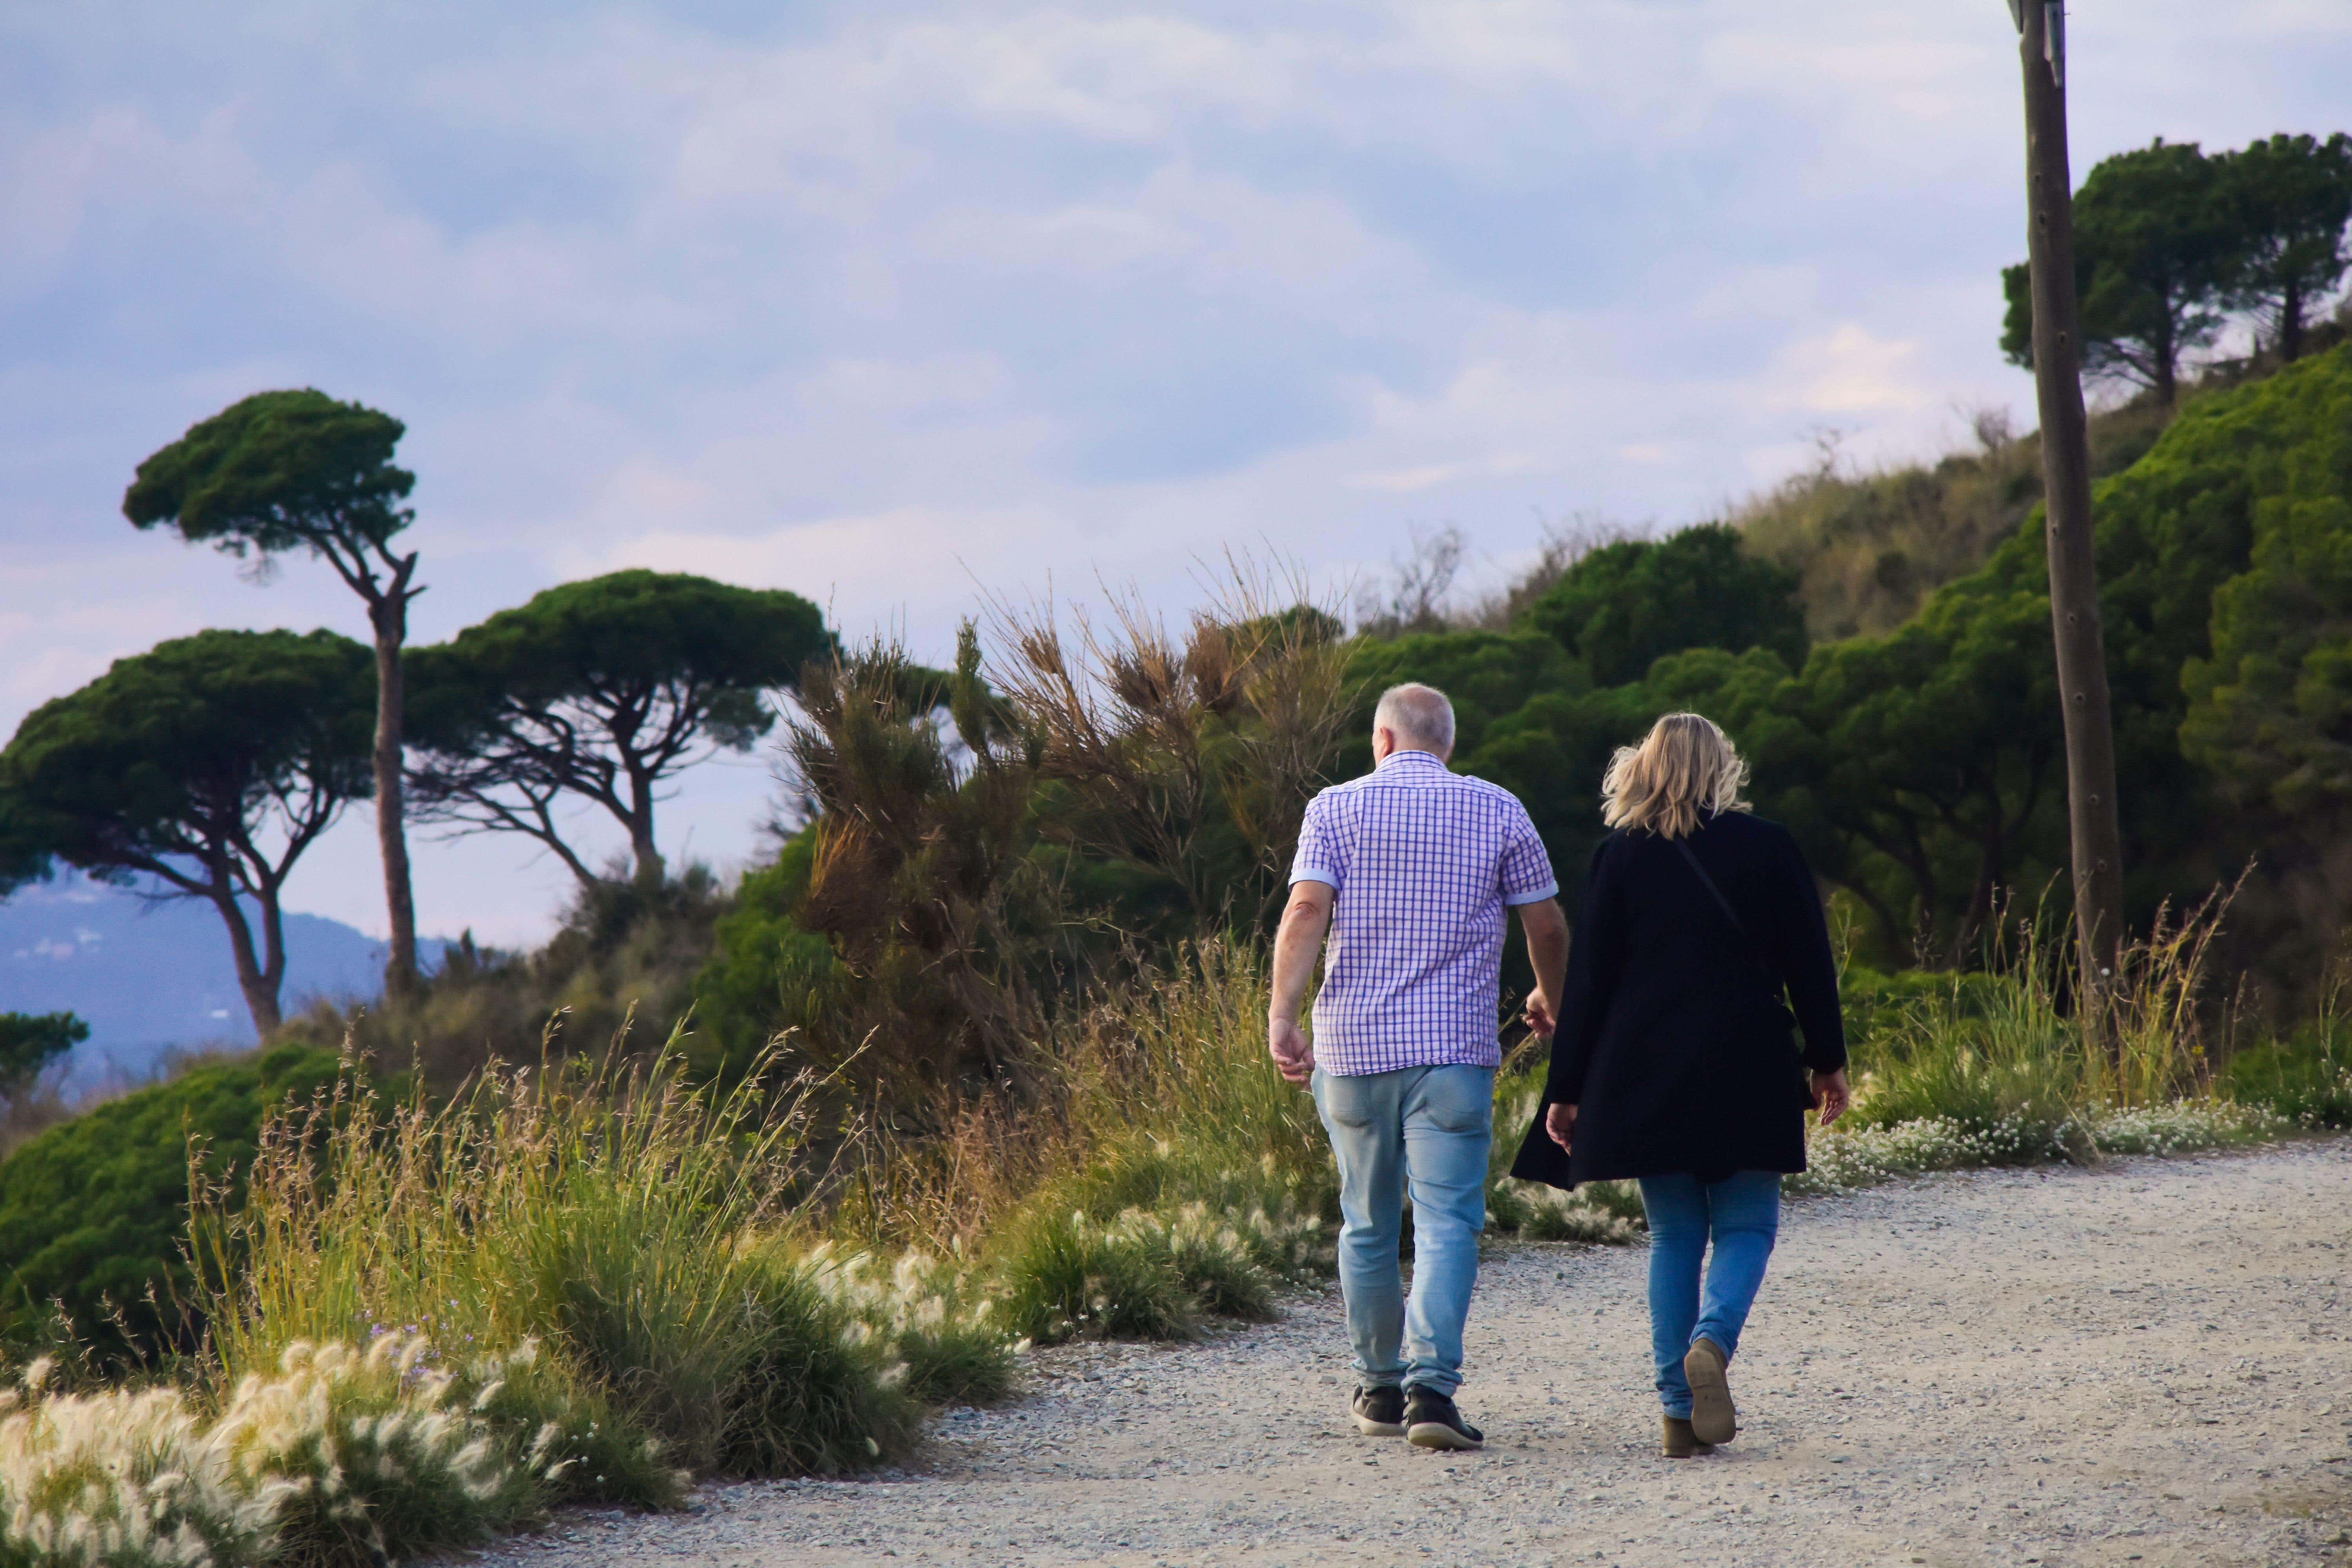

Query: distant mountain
<box><xmin>0</xmin><ymin>873</ymin><xmax>448</xmax><ymax>1087</ymax></box>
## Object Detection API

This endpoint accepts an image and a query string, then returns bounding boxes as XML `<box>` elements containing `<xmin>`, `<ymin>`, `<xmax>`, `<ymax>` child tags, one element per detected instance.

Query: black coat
<box><xmin>1510</xmin><ymin>810</ymin><xmax>1846</xmax><ymax>1189</ymax></box>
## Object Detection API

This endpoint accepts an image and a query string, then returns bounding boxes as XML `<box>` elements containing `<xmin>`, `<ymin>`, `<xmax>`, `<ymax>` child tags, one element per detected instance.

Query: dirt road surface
<box><xmin>466</xmin><ymin>1140</ymin><xmax>2352</xmax><ymax>1568</ymax></box>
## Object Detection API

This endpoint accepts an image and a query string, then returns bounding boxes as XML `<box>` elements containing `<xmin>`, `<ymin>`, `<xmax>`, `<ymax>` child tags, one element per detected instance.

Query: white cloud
<box><xmin>1376</xmin><ymin>0</ymin><xmax>1585</xmax><ymax>89</ymax></box>
<box><xmin>1771</xmin><ymin>323</ymin><xmax>1934</xmax><ymax>414</ymax></box>
<box><xmin>920</xmin><ymin>159</ymin><xmax>1427</xmax><ymax>330</ymax></box>
<box><xmin>0</xmin><ymin>102</ymin><xmax>263</xmax><ymax>296</ymax></box>
<box><xmin>601</xmin><ymin>504</ymin><xmax>1067</xmax><ymax>628</ymax></box>
<box><xmin>4</xmin><ymin>0</ymin><xmax>2347</xmax><ymax>944</ymax></box>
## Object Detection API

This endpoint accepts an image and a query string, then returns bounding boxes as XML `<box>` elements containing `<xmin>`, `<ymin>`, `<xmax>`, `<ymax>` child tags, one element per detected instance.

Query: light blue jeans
<box><xmin>1637</xmin><ymin>1170</ymin><xmax>1782</xmax><ymax>1418</ymax></box>
<box><xmin>1311</xmin><ymin>1063</ymin><xmax>1494</xmax><ymax>1398</ymax></box>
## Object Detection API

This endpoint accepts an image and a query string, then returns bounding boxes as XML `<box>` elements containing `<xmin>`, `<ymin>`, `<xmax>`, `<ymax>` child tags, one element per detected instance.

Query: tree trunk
<box><xmin>630</xmin><ymin>826</ymin><xmax>666</xmax><ymax>890</ymax></box>
<box><xmin>259</xmin><ymin>873</ymin><xmax>288</xmax><ymax>1014</ymax></box>
<box><xmin>211</xmin><ymin>884</ymin><xmax>283</xmax><ymax>1038</ymax></box>
<box><xmin>624</xmin><ymin>763</ymin><xmax>665</xmax><ymax>889</ymax></box>
<box><xmin>2152</xmin><ymin>298</ymin><xmax>2179</xmax><ymax>406</ymax></box>
<box><xmin>1951</xmin><ymin>822</ymin><xmax>2004</xmax><ymax>967</ymax></box>
<box><xmin>2281</xmin><ymin>277</ymin><xmax>2307</xmax><ymax>363</ymax></box>
<box><xmin>1837</xmin><ymin>875</ymin><xmax>1906</xmax><ymax>960</ymax></box>
<box><xmin>371</xmin><ymin>597</ymin><xmax>421</xmax><ymax>999</ymax></box>
<box><xmin>2018</xmin><ymin>3</ymin><xmax>2129</xmax><ymax>1050</ymax></box>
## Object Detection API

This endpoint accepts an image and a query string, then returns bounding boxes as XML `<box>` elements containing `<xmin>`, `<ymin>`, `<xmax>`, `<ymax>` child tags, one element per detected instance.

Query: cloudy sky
<box><xmin>5</xmin><ymin>0</ymin><xmax>2349</xmax><ymax>947</ymax></box>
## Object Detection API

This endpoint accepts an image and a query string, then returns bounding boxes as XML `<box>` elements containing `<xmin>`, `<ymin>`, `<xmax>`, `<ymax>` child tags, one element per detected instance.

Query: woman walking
<box><xmin>1512</xmin><ymin>713</ymin><xmax>1849</xmax><ymax>1458</ymax></box>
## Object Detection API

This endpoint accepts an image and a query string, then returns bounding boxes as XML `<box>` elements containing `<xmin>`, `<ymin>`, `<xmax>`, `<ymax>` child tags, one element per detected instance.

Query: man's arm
<box><xmin>1516</xmin><ymin>897</ymin><xmax>1569</xmax><ymax>1035</ymax></box>
<box><xmin>1519</xmin><ymin>899</ymin><xmax>1576</xmax><ymax>1153</ymax></box>
<box><xmin>1267</xmin><ymin>878</ymin><xmax>1334</xmax><ymax>1085</ymax></box>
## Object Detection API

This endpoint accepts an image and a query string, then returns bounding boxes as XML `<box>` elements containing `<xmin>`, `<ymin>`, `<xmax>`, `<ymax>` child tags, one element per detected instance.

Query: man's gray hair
<box><xmin>1373</xmin><ymin>682</ymin><xmax>1456</xmax><ymax>753</ymax></box>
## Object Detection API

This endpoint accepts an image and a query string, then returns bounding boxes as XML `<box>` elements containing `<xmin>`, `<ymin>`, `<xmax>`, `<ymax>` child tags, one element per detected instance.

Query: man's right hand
<box><xmin>1268</xmin><ymin>1016</ymin><xmax>1314</xmax><ymax>1085</ymax></box>
<box><xmin>1544</xmin><ymin>1101</ymin><xmax>1576</xmax><ymax>1152</ymax></box>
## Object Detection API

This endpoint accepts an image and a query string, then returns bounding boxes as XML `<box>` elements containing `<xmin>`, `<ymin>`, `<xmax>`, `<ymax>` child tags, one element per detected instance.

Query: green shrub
<box><xmin>1840</xmin><ymin>964</ymin><xmax>2010</xmax><ymax>1051</ymax></box>
<box><xmin>802</xmin><ymin>1248</ymin><xmax>1018</xmax><ymax>1408</ymax></box>
<box><xmin>0</xmin><ymin>1334</ymin><xmax>580</xmax><ymax>1568</ymax></box>
<box><xmin>1132</xmin><ymin>1205</ymin><xmax>1280</xmax><ymax>1322</ymax></box>
<box><xmin>1488</xmin><ymin>1178</ymin><xmax>1646</xmax><ymax>1245</ymax></box>
<box><xmin>990</xmin><ymin>1207</ymin><xmax>1200</xmax><ymax>1345</ymax></box>
<box><xmin>215</xmin><ymin>1335</ymin><xmax>552</xmax><ymax>1568</ymax></box>
<box><xmin>829</xmin><ymin>942</ymin><xmax>1338</xmax><ymax>1351</ymax></box>
<box><xmin>463</xmin><ymin>1339</ymin><xmax>683</xmax><ymax>1511</ymax></box>
<box><xmin>715</xmin><ymin>1250</ymin><xmax>920</xmax><ymax>1479</ymax></box>
<box><xmin>2220</xmin><ymin>1023</ymin><xmax>2352</xmax><ymax>1127</ymax></box>
<box><xmin>1520</xmin><ymin>523</ymin><xmax>1809</xmax><ymax>687</ymax></box>
<box><xmin>195</xmin><ymin>1040</ymin><xmax>919</xmax><ymax>1495</ymax></box>
<box><xmin>687</xmin><ymin>829</ymin><xmax>842</xmax><ymax>1087</ymax></box>
<box><xmin>895</xmin><ymin>1316</ymin><xmax>1019</xmax><ymax>1408</ymax></box>
<box><xmin>1844</xmin><ymin>904</ymin><xmax>2223</xmax><ymax>1142</ymax></box>
<box><xmin>946</xmin><ymin>1152</ymin><xmax>1328</xmax><ymax>1350</ymax></box>
<box><xmin>0</xmin><ymin>1043</ymin><xmax>345</xmax><ymax>1362</ymax></box>
<box><xmin>281</xmin><ymin>869</ymin><xmax>725</xmax><ymax>1095</ymax></box>
<box><xmin>1846</xmin><ymin>978</ymin><xmax>2086</xmax><ymax>1151</ymax></box>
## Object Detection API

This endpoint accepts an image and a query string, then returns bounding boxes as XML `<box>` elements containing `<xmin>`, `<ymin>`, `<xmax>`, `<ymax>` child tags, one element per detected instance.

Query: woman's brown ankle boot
<box><xmin>1684</xmin><ymin>1337</ymin><xmax>1737</xmax><ymax>1445</ymax></box>
<box><xmin>1661</xmin><ymin>1415</ymin><xmax>1714</xmax><ymax>1457</ymax></box>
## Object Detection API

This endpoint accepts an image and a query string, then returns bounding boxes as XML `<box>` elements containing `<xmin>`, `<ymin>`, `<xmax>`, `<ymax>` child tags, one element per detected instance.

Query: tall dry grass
<box><xmin>2218</xmin><ymin>964</ymin><xmax>2352</xmax><ymax>1129</ymax></box>
<box><xmin>827</xmin><ymin>942</ymin><xmax>1321</xmax><ymax>1241</ymax></box>
<box><xmin>826</xmin><ymin>940</ymin><xmax>1338</xmax><ymax>1345</ymax></box>
<box><xmin>1837</xmin><ymin>885</ymin><xmax>2270</xmax><ymax>1163</ymax></box>
<box><xmin>190</xmin><ymin>1032</ymin><xmax>927</xmax><ymax>1501</ymax></box>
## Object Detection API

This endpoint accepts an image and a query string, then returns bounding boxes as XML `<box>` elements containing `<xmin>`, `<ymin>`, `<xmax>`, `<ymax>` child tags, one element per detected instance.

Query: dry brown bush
<box><xmin>985</xmin><ymin>555</ymin><xmax>1357</xmax><ymax>929</ymax></box>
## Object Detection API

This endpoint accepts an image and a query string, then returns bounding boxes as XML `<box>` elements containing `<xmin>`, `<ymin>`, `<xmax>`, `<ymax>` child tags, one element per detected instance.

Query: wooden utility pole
<box><xmin>2011</xmin><ymin>0</ymin><xmax>2127</xmax><ymax>1037</ymax></box>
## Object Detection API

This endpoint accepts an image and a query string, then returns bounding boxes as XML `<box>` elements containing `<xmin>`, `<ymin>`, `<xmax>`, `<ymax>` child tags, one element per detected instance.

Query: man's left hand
<box><xmin>1268</xmin><ymin>1017</ymin><xmax>1314</xmax><ymax>1085</ymax></box>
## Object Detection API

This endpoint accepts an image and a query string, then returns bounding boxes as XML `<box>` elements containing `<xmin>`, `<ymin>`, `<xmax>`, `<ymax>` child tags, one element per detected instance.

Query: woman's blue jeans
<box><xmin>1311</xmin><ymin>1064</ymin><xmax>1494</xmax><ymax>1399</ymax></box>
<box><xmin>1637</xmin><ymin>1170</ymin><xmax>1781</xmax><ymax>1418</ymax></box>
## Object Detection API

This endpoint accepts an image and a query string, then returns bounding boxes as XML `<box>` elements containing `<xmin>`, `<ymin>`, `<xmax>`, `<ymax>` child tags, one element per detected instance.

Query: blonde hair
<box><xmin>1601</xmin><ymin>712</ymin><xmax>1750</xmax><ymax>840</ymax></box>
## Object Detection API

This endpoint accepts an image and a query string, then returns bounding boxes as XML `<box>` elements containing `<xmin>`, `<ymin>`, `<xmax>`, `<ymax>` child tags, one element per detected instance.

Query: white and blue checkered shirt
<box><xmin>1290</xmin><ymin>748</ymin><xmax>1559</xmax><ymax>1075</ymax></box>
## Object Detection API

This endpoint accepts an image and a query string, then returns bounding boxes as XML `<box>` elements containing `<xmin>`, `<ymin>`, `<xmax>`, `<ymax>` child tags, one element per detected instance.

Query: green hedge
<box><xmin>0</xmin><ymin>1043</ymin><xmax>345</xmax><ymax>1361</ymax></box>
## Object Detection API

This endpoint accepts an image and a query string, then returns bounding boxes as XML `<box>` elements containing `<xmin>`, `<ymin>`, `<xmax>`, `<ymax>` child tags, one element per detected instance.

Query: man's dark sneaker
<box><xmin>1404</xmin><ymin>1385</ymin><xmax>1485</xmax><ymax>1451</ymax></box>
<box><xmin>1352</xmin><ymin>1384</ymin><xmax>1406</xmax><ymax>1436</ymax></box>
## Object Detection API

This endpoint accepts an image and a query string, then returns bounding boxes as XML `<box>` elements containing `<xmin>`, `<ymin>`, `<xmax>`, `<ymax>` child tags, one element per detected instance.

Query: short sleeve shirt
<box><xmin>1289</xmin><ymin>748</ymin><xmax>1558</xmax><ymax>1074</ymax></box>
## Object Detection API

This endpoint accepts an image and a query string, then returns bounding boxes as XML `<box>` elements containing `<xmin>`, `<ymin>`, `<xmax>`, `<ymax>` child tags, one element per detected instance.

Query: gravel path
<box><xmin>469</xmin><ymin>1140</ymin><xmax>2351</xmax><ymax>1568</ymax></box>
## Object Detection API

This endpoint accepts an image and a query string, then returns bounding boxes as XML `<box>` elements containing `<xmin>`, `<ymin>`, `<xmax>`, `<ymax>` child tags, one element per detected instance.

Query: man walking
<box><xmin>1268</xmin><ymin>682</ymin><xmax>1569</xmax><ymax>1451</ymax></box>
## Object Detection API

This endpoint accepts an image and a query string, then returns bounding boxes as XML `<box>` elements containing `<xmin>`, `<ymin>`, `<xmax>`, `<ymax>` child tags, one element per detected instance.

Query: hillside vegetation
<box><xmin>1736</xmin><ymin>398</ymin><xmax>2171</xmax><ymax>639</ymax></box>
<box><xmin>9</xmin><ymin>355</ymin><xmax>2352</xmax><ymax>1563</ymax></box>
<box><xmin>8</xmin><ymin>122</ymin><xmax>2352</xmax><ymax>1568</ymax></box>
<box><xmin>10</xmin><ymin>343</ymin><xmax>2352</xmax><ymax>1369</ymax></box>
<box><xmin>1737</xmin><ymin>303</ymin><xmax>2349</xmax><ymax>641</ymax></box>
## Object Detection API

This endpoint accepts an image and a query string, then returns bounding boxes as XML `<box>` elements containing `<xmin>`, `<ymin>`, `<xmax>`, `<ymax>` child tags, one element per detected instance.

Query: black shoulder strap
<box><xmin>1669</xmin><ymin>835</ymin><xmax>1785</xmax><ymax>1004</ymax></box>
<box><xmin>1669</xmin><ymin>836</ymin><xmax>1745</xmax><ymax>937</ymax></box>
